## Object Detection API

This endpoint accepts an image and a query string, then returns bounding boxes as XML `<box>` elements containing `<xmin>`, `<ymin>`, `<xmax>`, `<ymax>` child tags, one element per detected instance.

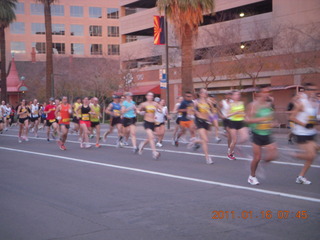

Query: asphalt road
<box><xmin>0</xmin><ymin>125</ymin><xmax>319</xmax><ymax>240</ymax></box>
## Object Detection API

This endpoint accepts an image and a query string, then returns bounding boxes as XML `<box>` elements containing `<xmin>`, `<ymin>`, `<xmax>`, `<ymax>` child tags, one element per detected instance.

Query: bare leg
<box><xmin>250</xmin><ymin>143</ymin><xmax>262</xmax><ymax>177</ymax></box>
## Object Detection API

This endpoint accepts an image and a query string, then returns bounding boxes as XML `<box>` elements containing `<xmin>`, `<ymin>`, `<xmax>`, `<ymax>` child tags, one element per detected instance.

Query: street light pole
<box><xmin>164</xmin><ymin>7</ymin><xmax>170</xmax><ymax>129</ymax></box>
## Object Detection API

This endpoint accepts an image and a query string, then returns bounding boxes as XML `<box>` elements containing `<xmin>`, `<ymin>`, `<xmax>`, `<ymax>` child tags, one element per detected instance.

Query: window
<box><xmin>89</xmin><ymin>7</ymin><xmax>102</xmax><ymax>18</ymax></box>
<box><xmin>70</xmin><ymin>25</ymin><xmax>84</xmax><ymax>36</ymax></box>
<box><xmin>70</xmin><ymin>6</ymin><xmax>83</xmax><ymax>17</ymax></box>
<box><xmin>31</xmin><ymin>23</ymin><xmax>45</xmax><ymax>35</ymax></box>
<box><xmin>53</xmin><ymin>43</ymin><xmax>65</xmax><ymax>54</ymax></box>
<box><xmin>31</xmin><ymin>3</ymin><xmax>44</xmax><ymax>15</ymax></box>
<box><xmin>125</xmin><ymin>8</ymin><xmax>137</xmax><ymax>16</ymax></box>
<box><xmin>71</xmin><ymin>43</ymin><xmax>85</xmax><ymax>55</ymax></box>
<box><xmin>107</xmin><ymin>26</ymin><xmax>119</xmax><ymax>37</ymax></box>
<box><xmin>90</xmin><ymin>44</ymin><xmax>103</xmax><ymax>55</ymax></box>
<box><xmin>11</xmin><ymin>42</ymin><xmax>26</xmax><ymax>54</ymax></box>
<box><xmin>51</xmin><ymin>5</ymin><xmax>64</xmax><ymax>16</ymax></box>
<box><xmin>10</xmin><ymin>22</ymin><xmax>25</xmax><ymax>34</ymax></box>
<box><xmin>107</xmin><ymin>8</ymin><xmax>119</xmax><ymax>19</ymax></box>
<box><xmin>126</xmin><ymin>35</ymin><xmax>137</xmax><ymax>43</ymax></box>
<box><xmin>52</xmin><ymin>24</ymin><xmax>65</xmax><ymax>35</ymax></box>
<box><xmin>32</xmin><ymin>42</ymin><xmax>46</xmax><ymax>54</ymax></box>
<box><xmin>15</xmin><ymin>2</ymin><xmax>24</xmax><ymax>14</ymax></box>
<box><xmin>89</xmin><ymin>26</ymin><xmax>102</xmax><ymax>37</ymax></box>
<box><xmin>108</xmin><ymin>44</ymin><xmax>120</xmax><ymax>55</ymax></box>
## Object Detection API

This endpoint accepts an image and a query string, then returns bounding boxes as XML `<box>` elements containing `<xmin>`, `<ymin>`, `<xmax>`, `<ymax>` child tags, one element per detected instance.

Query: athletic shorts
<box><xmin>228</xmin><ymin>120</ymin><xmax>244</xmax><ymax>130</ymax></box>
<box><xmin>59</xmin><ymin>124</ymin><xmax>70</xmax><ymax>129</ymax></box>
<box><xmin>91</xmin><ymin>121</ymin><xmax>100</xmax><ymax>128</ymax></box>
<box><xmin>195</xmin><ymin>117</ymin><xmax>211</xmax><ymax>131</ymax></box>
<box><xmin>111</xmin><ymin>117</ymin><xmax>122</xmax><ymax>127</ymax></box>
<box><xmin>30</xmin><ymin>117</ymin><xmax>39</xmax><ymax>122</ymax></box>
<box><xmin>155</xmin><ymin>122</ymin><xmax>165</xmax><ymax>128</ymax></box>
<box><xmin>0</xmin><ymin>119</ymin><xmax>3</xmax><ymax>124</ymax></box>
<box><xmin>144</xmin><ymin>120</ymin><xmax>155</xmax><ymax>131</ymax></box>
<box><xmin>252</xmin><ymin>132</ymin><xmax>274</xmax><ymax>146</ymax></box>
<box><xmin>223</xmin><ymin>119</ymin><xmax>230</xmax><ymax>128</ymax></box>
<box><xmin>80</xmin><ymin>120</ymin><xmax>91</xmax><ymax>128</ymax></box>
<box><xmin>19</xmin><ymin>117</ymin><xmax>28</xmax><ymax>124</ymax></box>
<box><xmin>176</xmin><ymin>117</ymin><xmax>181</xmax><ymax>125</ymax></box>
<box><xmin>294</xmin><ymin>134</ymin><xmax>316</xmax><ymax>144</ymax></box>
<box><xmin>123</xmin><ymin>117</ymin><xmax>137</xmax><ymax>127</ymax></box>
<box><xmin>47</xmin><ymin>119</ymin><xmax>57</xmax><ymax>127</ymax></box>
<box><xmin>180</xmin><ymin>120</ymin><xmax>193</xmax><ymax>128</ymax></box>
<box><xmin>73</xmin><ymin>117</ymin><xmax>80</xmax><ymax>124</ymax></box>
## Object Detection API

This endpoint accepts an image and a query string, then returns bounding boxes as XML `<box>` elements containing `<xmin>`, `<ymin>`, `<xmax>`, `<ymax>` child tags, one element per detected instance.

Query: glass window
<box><xmin>107</xmin><ymin>8</ymin><xmax>119</xmax><ymax>19</ymax></box>
<box><xmin>126</xmin><ymin>35</ymin><xmax>137</xmax><ymax>43</ymax></box>
<box><xmin>89</xmin><ymin>26</ymin><xmax>102</xmax><ymax>37</ymax></box>
<box><xmin>89</xmin><ymin>7</ymin><xmax>102</xmax><ymax>18</ymax></box>
<box><xmin>125</xmin><ymin>8</ymin><xmax>136</xmax><ymax>16</ymax></box>
<box><xmin>11</xmin><ymin>42</ymin><xmax>26</xmax><ymax>54</ymax></box>
<box><xmin>107</xmin><ymin>26</ymin><xmax>119</xmax><ymax>37</ymax></box>
<box><xmin>10</xmin><ymin>22</ymin><xmax>25</xmax><ymax>34</ymax></box>
<box><xmin>31</xmin><ymin>3</ymin><xmax>44</xmax><ymax>15</ymax></box>
<box><xmin>70</xmin><ymin>6</ymin><xmax>83</xmax><ymax>17</ymax></box>
<box><xmin>32</xmin><ymin>42</ymin><xmax>46</xmax><ymax>54</ymax></box>
<box><xmin>108</xmin><ymin>44</ymin><xmax>120</xmax><ymax>56</ymax></box>
<box><xmin>51</xmin><ymin>5</ymin><xmax>64</xmax><ymax>16</ymax></box>
<box><xmin>70</xmin><ymin>25</ymin><xmax>84</xmax><ymax>36</ymax></box>
<box><xmin>71</xmin><ymin>43</ymin><xmax>85</xmax><ymax>55</ymax></box>
<box><xmin>53</xmin><ymin>43</ymin><xmax>65</xmax><ymax>54</ymax></box>
<box><xmin>90</xmin><ymin>44</ymin><xmax>103</xmax><ymax>55</ymax></box>
<box><xmin>15</xmin><ymin>2</ymin><xmax>24</xmax><ymax>14</ymax></box>
<box><xmin>31</xmin><ymin>23</ymin><xmax>45</xmax><ymax>35</ymax></box>
<box><xmin>52</xmin><ymin>24</ymin><xmax>65</xmax><ymax>35</ymax></box>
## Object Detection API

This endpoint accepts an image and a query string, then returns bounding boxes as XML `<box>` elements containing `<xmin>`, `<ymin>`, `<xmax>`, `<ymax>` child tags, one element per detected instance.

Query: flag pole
<box><xmin>164</xmin><ymin>7</ymin><xmax>170</xmax><ymax>129</ymax></box>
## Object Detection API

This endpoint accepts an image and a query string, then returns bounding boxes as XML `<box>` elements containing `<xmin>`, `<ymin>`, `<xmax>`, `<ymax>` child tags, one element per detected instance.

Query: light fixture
<box><xmin>239</xmin><ymin>12</ymin><xmax>245</xmax><ymax>18</ymax></box>
<box><xmin>240</xmin><ymin>44</ymin><xmax>245</xmax><ymax>49</ymax></box>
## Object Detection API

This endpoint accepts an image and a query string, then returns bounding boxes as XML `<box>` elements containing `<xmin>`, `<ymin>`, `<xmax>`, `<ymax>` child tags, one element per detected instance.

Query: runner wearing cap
<box><xmin>103</xmin><ymin>95</ymin><xmax>124</xmax><ymax>147</ymax></box>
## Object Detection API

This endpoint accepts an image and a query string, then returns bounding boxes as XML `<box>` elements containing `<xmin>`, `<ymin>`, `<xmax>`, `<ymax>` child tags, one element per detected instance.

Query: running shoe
<box><xmin>156</xmin><ymin>142</ymin><xmax>163</xmax><ymax>147</ymax></box>
<box><xmin>89</xmin><ymin>134</ymin><xmax>94</xmax><ymax>139</ymax></box>
<box><xmin>138</xmin><ymin>142</ymin><xmax>144</xmax><ymax>155</ymax></box>
<box><xmin>193</xmin><ymin>143</ymin><xmax>201</xmax><ymax>151</ymax></box>
<box><xmin>61</xmin><ymin>145</ymin><xmax>67</xmax><ymax>150</ymax></box>
<box><xmin>123</xmin><ymin>141</ymin><xmax>129</xmax><ymax>146</ymax></box>
<box><xmin>296</xmin><ymin>176</ymin><xmax>311</xmax><ymax>185</ymax></box>
<box><xmin>18</xmin><ymin>137</ymin><xmax>22</xmax><ymax>143</ymax></box>
<box><xmin>24</xmin><ymin>137</ymin><xmax>29</xmax><ymax>142</ymax></box>
<box><xmin>57</xmin><ymin>140</ymin><xmax>63</xmax><ymax>148</ymax></box>
<box><xmin>206</xmin><ymin>156</ymin><xmax>214</xmax><ymax>164</ymax></box>
<box><xmin>180</xmin><ymin>137</ymin><xmax>188</xmax><ymax>144</ymax></box>
<box><xmin>133</xmin><ymin>147</ymin><xmax>139</xmax><ymax>154</ymax></box>
<box><xmin>174</xmin><ymin>138</ymin><xmax>179</xmax><ymax>147</ymax></box>
<box><xmin>85</xmin><ymin>143</ymin><xmax>91</xmax><ymax>148</ymax></box>
<box><xmin>47</xmin><ymin>138</ymin><xmax>50</xmax><ymax>142</ymax></box>
<box><xmin>119</xmin><ymin>141</ymin><xmax>124</xmax><ymax>148</ymax></box>
<box><xmin>215</xmin><ymin>137</ymin><xmax>222</xmax><ymax>143</ymax></box>
<box><xmin>80</xmin><ymin>142</ymin><xmax>84</xmax><ymax>148</ymax></box>
<box><xmin>152</xmin><ymin>152</ymin><xmax>160</xmax><ymax>160</ymax></box>
<box><xmin>95</xmin><ymin>143</ymin><xmax>101</xmax><ymax>148</ymax></box>
<box><xmin>227</xmin><ymin>153</ymin><xmax>236</xmax><ymax>160</ymax></box>
<box><xmin>248</xmin><ymin>175</ymin><xmax>260</xmax><ymax>185</ymax></box>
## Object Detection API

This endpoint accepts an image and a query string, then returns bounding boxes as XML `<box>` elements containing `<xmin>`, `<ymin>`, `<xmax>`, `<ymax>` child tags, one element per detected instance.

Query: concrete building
<box><xmin>6</xmin><ymin>0</ymin><xmax>120</xmax><ymax>62</ymax></box>
<box><xmin>119</xmin><ymin>0</ymin><xmax>320</xmax><ymax>118</ymax></box>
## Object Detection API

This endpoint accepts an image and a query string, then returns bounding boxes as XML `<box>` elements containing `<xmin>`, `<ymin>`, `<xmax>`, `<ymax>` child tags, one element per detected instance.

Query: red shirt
<box><xmin>59</xmin><ymin>104</ymin><xmax>71</xmax><ymax>124</ymax></box>
<box><xmin>45</xmin><ymin>104</ymin><xmax>56</xmax><ymax>120</ymax></box>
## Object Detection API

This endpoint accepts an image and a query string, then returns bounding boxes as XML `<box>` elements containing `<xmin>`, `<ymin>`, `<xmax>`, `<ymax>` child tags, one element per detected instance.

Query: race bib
<box><xmin>62</xmin><ymin>118</ymin><xmax>70</xmax><ymax>123</ymax></box>
<box><xmin>49</xmin><ymin>119</ymin><xmax>56</xmax><ymax>123</ymax></box>
<box><xmin>308</xmin><ymin>116</ymin><xmax>317</xmax><ymax>124</ymax></box>
<box><xmin>82</xmin><ymin>114</ymin><xmax>90</xmax><ymax>121</ymax></box>
<box><xmin>256</xmin><ymin>123</ymin><xmax>272</xmax><ymax>130</ymax></box>
<box><xmin>114</xmin><ymin>110</ymin><xmax>121</xmax><ymax>117</ymax></box>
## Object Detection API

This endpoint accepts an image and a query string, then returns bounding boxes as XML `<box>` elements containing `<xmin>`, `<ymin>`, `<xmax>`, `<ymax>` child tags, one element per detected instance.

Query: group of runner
<box><xmin>1</xmin><ymin>83</ymin><xmax>319</xmax><ymax>186</ymax></box>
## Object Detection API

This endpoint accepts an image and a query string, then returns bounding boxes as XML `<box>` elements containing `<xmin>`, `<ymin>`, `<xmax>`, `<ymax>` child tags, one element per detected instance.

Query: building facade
<box><xmin>119</xmin><ymin>0</ymin><xmax>320</xmax><ymax>116</ymax></box>
<box><xmin>6</xmin><ymin>0</ymin><xmax>120</xmax><ymax>62</ymax></box>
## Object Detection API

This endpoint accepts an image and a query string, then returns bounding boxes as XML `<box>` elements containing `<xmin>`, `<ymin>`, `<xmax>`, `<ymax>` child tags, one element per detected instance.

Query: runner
<box><xmin>103</xmin><ymin>95</ymin><xmax>124</xmax><ymax>147</ymax></box>
<box><xmin>289</xmin><ymin>83</ymin><xmax>319</xmax><ymax>185</ymax></box>
<box><xmin>226</xmin><ymin>91</ymin><xmax>249</xmax><ymax>160</ymax></box>
<box><xmin>55</xmin><ymin>96</ymin><xmax>72</xmax><ymax>150</ymax></box>
<box><xmin>44</xmin><ymin>98</ymin><xmax>59</xmax><ymax>142</ymax></box>
<box><xmin>208</xmin><ymin>94</ymin><xmax>221</xmax><ymax>143</ymax></box>
<box><xmin>137</xmin><ymin>92</ymin><xmax>161</xmax><ymax>159</ymax></box>
<box><xmin>246</xmin><ymin>86</ymin><xmax>278</xmax><ymax>185</ymax></box>
<box><xmin>78</xmin><ymin>97</ymin><xmax>92</xmax><ymax>148</ymax></box>
<box><xmin>16</xmin><ymin>99</ymin><xmax>30</xmax><ymax>143</ymax></box>
<box><xmin>154</xmin><ymin>98</ymin><xmax>169</xmax><ymax>147</ymax></box>
<box><xmin>39</xmin><ymin>102</ymin><xmax>47</xmax><ymax>130</ymax></box>
<box><xmin>0</xmin><ymin>104</ymin><xmax>4</xmax><ymax>133</ymax></box>
<box><xmin>219</xmin><ymin>92</ymin><xmax>232</xmax><ymax>149</ymax></box>
<box><xmin>193</xmin><ymin>89</ymin><xmax>215</xmax><ymax>164</ymax></box>
<box><xmin>1</xmin><ymin>101</ymin><xmax>8</xmax><ymax>131</ymax></box>
<box><xmin>121</xmin><ymin>92</ymin><xmax>138</xmax><ymax>153</ymax></box>
<box><xmin>90</xmin><ymin>97</ymin><xmax>102</xmax><ymax>148</ymax></box>
<box><xmin>71</xmin><ymin>97</ymin><xmax>82</xmax><ymax>135</ymax></box>
<box><xmin>172</xmin><ymin>96</ymin><xmax>184</xmax><ymax>145</ymax></box>
<box><xmin>174</xmin><ymin>92</ymin><xmax>196</xmax><ymax>147</ymax></box>
<box><xmin>29</xmin><ymin>99</ymin><xmax>40</xmax><ymax>137</ymax></box>
<box><xmin>4</xmin><ymin>103</ymin><xmax>12</xmax><ymax>131</ymax></box>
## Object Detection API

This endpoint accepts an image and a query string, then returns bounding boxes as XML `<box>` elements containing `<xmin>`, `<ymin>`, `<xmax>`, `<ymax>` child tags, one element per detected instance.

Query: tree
<box><xmin>0</xmin><ymin>0</ymin><xmax>17</xmax><ymax>102</ymax></box>
<box><xmin>157</xmin><ymin>0</ymin><xmax>215</xmax><ymax>94</ymax></box>
<box><xmin>36</xmin><ymin>0</ymin><xmax>56</xmax><ymax>99</ymax></box>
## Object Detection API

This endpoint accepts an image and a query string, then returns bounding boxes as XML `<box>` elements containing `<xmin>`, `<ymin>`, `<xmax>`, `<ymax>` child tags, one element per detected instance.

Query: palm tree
<box><xmin>157</xmin><ymin>0</ymin><xmax>215</xmax><ymax>94</ymax></box>
<box><xmin>37</xmin><ymin>0</ymin><xmax>56</xmax><ymax>98</ymax></box>
<box><xmin>0</xmin><ymin>0</ymin><xmax>17</xmax><ymax>102</ymax></box>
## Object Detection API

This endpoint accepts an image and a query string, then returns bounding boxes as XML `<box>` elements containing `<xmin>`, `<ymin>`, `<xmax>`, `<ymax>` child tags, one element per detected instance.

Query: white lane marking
<box><xmin>0</xmin><ymin>146</ymin><xmax>319</xmax><ymax>203</ymax></box>
<box><xmin>1</xmin><ymin>133</ymin><xmax>320</xmax><ymax>169</ymax></box>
